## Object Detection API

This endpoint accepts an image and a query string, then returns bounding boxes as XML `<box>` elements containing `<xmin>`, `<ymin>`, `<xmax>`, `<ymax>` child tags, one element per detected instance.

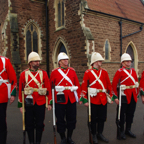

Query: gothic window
<box><xmin>104</xmin><ymin>40</ymin><xmax>110</xmax><ymax>60</ymax></box>
<box><xmin>126</xmin><ymin>45</ymin><xmax>134</xmax><ymax>68</ymax></box>
<box><xmin>59</xmin><ymin>43</ymin><xmax>67</xmax><ymax>54</ymax></box>
<box><xmin>26</xmin><ymin>24</ymin><xmax>38</xmax><ymax>59</ymax></box>
<box><xmin>57</xmin><ymin>0</ymin><xmax>65</xmax><ymax>28</ymax></box>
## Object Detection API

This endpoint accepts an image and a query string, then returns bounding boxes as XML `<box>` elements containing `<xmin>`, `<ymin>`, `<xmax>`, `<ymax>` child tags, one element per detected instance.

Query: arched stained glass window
<box><xmin>26</xmin><ymin>23</ymin><xmax>38</xmax><ymax>60</ymax></box>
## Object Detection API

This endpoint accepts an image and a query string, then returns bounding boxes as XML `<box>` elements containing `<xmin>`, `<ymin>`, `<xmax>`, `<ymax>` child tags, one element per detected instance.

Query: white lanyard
<box><xmin>89</xmin><ymin>69</ymin><xmax>102</xmax><ymax>87</ymax></box>
<box><xmin>120</xmin><ymin>69</ymin><xmax>136</xmax><ymax>84</ymax></box>
<box><xmin>0</xmin><ymin>57</ymin><xmax>6</xmax><ymax>79</ymax></box>
<box><xmin>57</xmin><ymin>69</ymin><xmax>69</xmax><ymax>86</ymax></box>
<box><xmin>58</xmin><ymin>68</ymin><xmax>78</xmax><ymax>102</ymax></box>
<box><xmin>58</xmin><ymin>69</ymin><xmax>74</xmax><ymax>86</ymax></box>
<box><xmin>25</xmin><ymin>71</ymin><xmax>40</xmax><ymax>88</ymax></box>
<box><xmin>90</xmin><ymin>70</ymin><xmax>105</xmax><ymax>90</ymax></box>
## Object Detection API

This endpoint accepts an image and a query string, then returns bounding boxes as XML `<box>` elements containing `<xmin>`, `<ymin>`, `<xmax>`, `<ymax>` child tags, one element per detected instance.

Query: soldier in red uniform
<box><xmin>81</xmin><ymin>52</ymin><xmax>113</xmax><ymax>144</ymax></box>
<box><xmin>18</xmin><ymin>52</ymin><xmax>52</xmax><ymax>144</ymax></box>
<box><xmin>139</xmin><ymin>71</ymin><xmax>144</xmax><ymax>103</ymax></box>
<box><xmin>50</xmin><ymin>52</ymin><xmax>82</xmax><ymax>144</ymax></box>
<box><xmin>112</xmin><ymin>53</ymin><xmax>139</xmax><ymax>140</ymax></box>
<box><xmin>0</xmin><ymin>56</ymin><xmax>17</xmax><ymax>144</ymax></box>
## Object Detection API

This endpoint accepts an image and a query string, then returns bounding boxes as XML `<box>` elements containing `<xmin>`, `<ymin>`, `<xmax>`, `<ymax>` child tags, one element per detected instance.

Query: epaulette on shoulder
<box><xmin>131</xmin><ymin>68</ymin><xmax>136</xmax><ymax>71</ymax></box>
<box><xmin>85</xmin><ymin>68</ymin><xmax>92</xmax><ymax>73</ymax></box>
<box><xmin>69</xmin><ymin>67</ymin><xmax>75</xmax><ymax>71</ymax></box>
<box><xmin>1</xmin><ymin>56</ymin><xmax>8</xmax><ymax>60</ymax></box>
<box><xmin>24</xmin><ymin>69</ymin><xmax>29</xmax><ymax>72</ymax></box>
<box><xmin>101</xmin><ymin>68</ymin><xmax>107</xmax><ymax>72</ymax></box>
<box><xmin>52</xmin><ymin>67</ymin><xmax>59</xmax><ymax>72</ymax></box>
<box><xmin>118</xmin><ymin>68</ymin><xmax>123</xmax><ymax>72</ymax></box>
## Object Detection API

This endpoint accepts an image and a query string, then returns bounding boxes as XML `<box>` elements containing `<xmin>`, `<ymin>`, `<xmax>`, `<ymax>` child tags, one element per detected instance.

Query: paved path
<box><xmin>6</xmin><ymin>97</ymin><xmax>144</xmax><ymax>144</ymax></box>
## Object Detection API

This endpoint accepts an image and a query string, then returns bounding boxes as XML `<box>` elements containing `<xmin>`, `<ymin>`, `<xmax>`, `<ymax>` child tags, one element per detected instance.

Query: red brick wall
<box><xmin>11</xmin><ymin>0</ymin><xmax>47</xmax><ymax>72</ymax></box>
<box><xmin>84</xmin><ymin>14</ymin><xmax>144</xmax><ymax>80</ymax></box>
<box><xmin>48</xmin><ymin>0</ymin><xmax>87</xmax><ymax>82</ymax></box>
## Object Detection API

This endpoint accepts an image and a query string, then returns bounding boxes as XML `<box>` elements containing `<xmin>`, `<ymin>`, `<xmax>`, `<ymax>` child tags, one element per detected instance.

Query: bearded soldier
<box><xmin>112</xmin><ymin>53</ymin><xmax>139</xmax><ymax>140</ymax></box>
<box><xmin>0</xmin><ymin>56</ymin><xmax>17</xmax><ymax>144</ymax></box>
<box><xmin>81</xmin><ymin>52</ymin><xmax>113</xmax><ymax>144</ymax></box>
<box><xmin>50</xmin><ymin>52</ymin><xmax>82</xmax><ymax>144</ymax></box>
<box><xmin>18</xmin><ymin>52</ymin><xmax>52</xmax><ymax>144</ymax></box>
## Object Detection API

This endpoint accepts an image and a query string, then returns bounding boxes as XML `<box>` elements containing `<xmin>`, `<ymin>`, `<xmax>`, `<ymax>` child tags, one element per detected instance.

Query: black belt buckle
<box><xmin>57</xmin><ymin>92</ymin><xmax>65</xmax><ymax>103</ymax></box>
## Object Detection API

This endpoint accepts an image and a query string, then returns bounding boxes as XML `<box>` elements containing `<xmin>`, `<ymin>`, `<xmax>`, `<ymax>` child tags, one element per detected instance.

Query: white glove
<box><xmin>70</xmin><ymin>86</ymin><xmax>78</xmax><ymax>92</ymax></box>
<box><xmin>135</xmin><ymin>82</ymin><xmax>139</xmax><ymax>88</ymax></box>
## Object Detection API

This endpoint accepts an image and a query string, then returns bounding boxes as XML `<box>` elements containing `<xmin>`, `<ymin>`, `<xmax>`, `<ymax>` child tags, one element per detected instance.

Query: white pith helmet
<box><xmin>58</xmin><ymin>52</ymin><xmax>69</xmax><ymax>62</ymax></box>
<box><xmin>121</xmin><ymin>53</ymin><xmax>132</xmax><ymax>63</ymax></box>
<box><xmin>90</xmin><ymin>52</ymin><xmax>104</xmax><ymax>65</ymax></box>
<box><xmin>28</xmin><ymin>51</ymin><xmax>41</xmax><ymax>63</ymax></box>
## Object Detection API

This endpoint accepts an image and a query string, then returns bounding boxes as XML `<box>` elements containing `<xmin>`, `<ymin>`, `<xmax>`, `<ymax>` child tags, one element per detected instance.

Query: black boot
<box><xmin>60</xmin><ymin>132</ymin><xmax>67</xmax><ymax>144</ymax></box>
<box><xmin>97</xmin><ymin>122</ymin><xmax>109</xmax><ymax>143</ymax></box>
<box><xmin>36</xmin><ymin>130</ymin><xmax>43</xmax><ymax>144</ymax></box>
<box><xmin>92</xmin><ymin>134</ymin><xmax>98</xmax><ymax>144</ymax></box>
<box><xmin>117</xmin><ymin>124</ymin><xmax>126</xmax><ymax>140</ymax></box>
<box><xmin>0</xmin><ymin>131</ymin><xmax>7</xmax><ymax>144</ymax></box>
<box><xmin>67</xmin><ymin>130</ymin><xmax>75</xmax><ymax>144</ymax></box>
<box><xmin>27</xmin><ymin>130</ymin><xmax>34</xmax><ymax>144</ymax></box>
<box><xmin>125</xmin><ymin>123</ymin><xmax>136</xmax><ymax>138</ymax></box>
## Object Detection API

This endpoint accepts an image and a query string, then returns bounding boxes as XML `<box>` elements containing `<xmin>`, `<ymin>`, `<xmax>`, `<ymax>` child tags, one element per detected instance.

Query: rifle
<box><xmin>116</xmin><ymin>82</ymin><xmax>122</xmax><ymax>140</ymax></box>
<box><xmin>87</xmin><ymin>80</ymin><xmax>93</xmax><ymax>144</ymax></box>
<box><xmin>22</xmin><ymin>83</ymin><xmax>26</xmax><ymax>144</ymax></box>
<box><xmin>52</xmin><ymin>81</ymin><xmax>57</xmax><ymax>144</ymax></box>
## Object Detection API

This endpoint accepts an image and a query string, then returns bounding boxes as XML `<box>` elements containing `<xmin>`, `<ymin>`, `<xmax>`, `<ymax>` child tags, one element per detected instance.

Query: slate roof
<box><xmin>86</xmin><ymin>0</ymin><xmax>144</xmax><ymax>23</ymax></box>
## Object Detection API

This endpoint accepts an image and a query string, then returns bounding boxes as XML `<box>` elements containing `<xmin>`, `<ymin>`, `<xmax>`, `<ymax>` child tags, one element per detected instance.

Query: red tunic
<box><xmin>112</xmin><ymin>67</ymin><xmax>139</xmax><ymax>104</ymax></box>
<box><xmin>139</xmin><ymin>71</ymin><xmax>144</xmax><ymax>95</ymax></box>
<box><xmin>50</xmin><ymin>67</ymin><xmax>81</xmax><ymax>104</ymax></box>
<box><xmin>0</xmin><ymin>56</ymin><xmax>17</xmax><ymax>103</ymax></box>
<box><xmin>81</xmin><ymin>68</ymin><xmax>112</xmax><ymax>105</ymax></box>
<box><xmin>18</xmin><ymin>69</ymin><xmax>52</xmax><ymax>107</ymax></box>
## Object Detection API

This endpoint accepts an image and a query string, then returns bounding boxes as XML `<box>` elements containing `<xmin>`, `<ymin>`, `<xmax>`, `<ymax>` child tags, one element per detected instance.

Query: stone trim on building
<box><xmin>54</xmin><ymin>0</ymin><xmax>66</xmax><ymax>31</ymax></box>
<box><xmin>125</xmin><ymin>41</ymin><xmax>139</xmax><ymax>76</ymax></box>
<box><xmin>52</xmin><ymin>37</ymin><xmax>70</xmax><ymax>68</ymax></box>
<box><xmin>103</xmin><ymin>39</ymin><xmax>111</xmax><ymax>62</ymax></box>
<box><xmin>22</xmin><ymin>20</ymin><xmax>43</xmax><ymax>62</ymax></box>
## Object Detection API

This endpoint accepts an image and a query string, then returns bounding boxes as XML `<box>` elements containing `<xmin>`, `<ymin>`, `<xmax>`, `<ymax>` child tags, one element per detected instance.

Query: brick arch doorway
<box><xmin>53</xmin><ymin>40</ymin><xmax>69</xmax><ymax>68</ymax></box>
<box><xmin>126</xmin><ymin>45</ymin><xmax>134</xmax><ymax>68</ymax></box>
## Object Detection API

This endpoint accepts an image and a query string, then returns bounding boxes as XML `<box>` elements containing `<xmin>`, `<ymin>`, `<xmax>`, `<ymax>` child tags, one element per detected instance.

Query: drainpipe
<box><xmin>119</xmin><ymin>20</ymin><xmax>143</xmax><ymax>57</ymax></box>
<box><xmin>45</xmin><ymin>0</ymin><xmax>49</xmax><ymax>76</ymax></box>
<box><xmin>119</xmin><ymin>21</ymin><xmax>122</xmax><ymax>57</ymax></box>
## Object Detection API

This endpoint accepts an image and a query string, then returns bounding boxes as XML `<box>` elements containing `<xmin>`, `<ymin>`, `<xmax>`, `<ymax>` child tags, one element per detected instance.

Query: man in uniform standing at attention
<box><xmin>81</xmin><ymin>52</ymin><xmax>113</xmax><ymax>144</ymax></box>
<box><xmin>0</xmin><ymin>55</ymin><xmax>17</xmax><ymax>144</ymax></box>
<box><xmin>140</xmin><ymin>71</ymin><xmax>144</xmax><ymax>104</ymax></box>
<box><xmin>50</xmin><ymin>52</ymin><xmax>82</xmax><ymax>144</ymax></box>
<box><xmin>18</xmin><ymin>52</ymin><xmax>52</xmax><ymax>144</ymax></box>
<box><xmin>112</xmin><ymin>53</ymin><xmax>139</xmax><ymax>140</ymax></box>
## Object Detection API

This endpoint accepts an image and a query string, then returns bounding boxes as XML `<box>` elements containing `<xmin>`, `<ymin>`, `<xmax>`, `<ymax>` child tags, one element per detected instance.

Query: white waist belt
<box><xmin>121</xmin><ymin>82</ymin><xmax>139</xmax><ymax>91</ymax></box>
<box><xmin>89</xmin><ymin>88</ymin><xmax>106</xmax><ymax>97</ymax></box>
<box><xmin>55</xmin><ymin>86</ymin><xmax>78</xmax><ymax>92</ymax></box>
<box><xmin>0</xmin><ymin>79</ymin><xmax>9</xmax><ymax>86</ymax></box>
